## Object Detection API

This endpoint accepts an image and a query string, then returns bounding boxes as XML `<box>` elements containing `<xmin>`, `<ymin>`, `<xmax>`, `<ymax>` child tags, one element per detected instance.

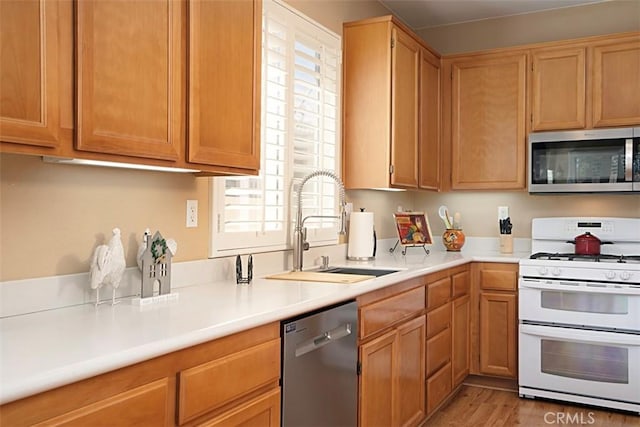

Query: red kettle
<box><xmin>566</xmin><ymin>232</ymin><xmax>613</xmax><ymax>255</ymax></box>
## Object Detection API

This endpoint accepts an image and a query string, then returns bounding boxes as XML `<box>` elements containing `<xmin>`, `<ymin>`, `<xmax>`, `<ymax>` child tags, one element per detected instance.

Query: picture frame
<box><xmin>393</xmin><ymin>212</ymin><xmax>433</xmax><ymax>246</ymax></box>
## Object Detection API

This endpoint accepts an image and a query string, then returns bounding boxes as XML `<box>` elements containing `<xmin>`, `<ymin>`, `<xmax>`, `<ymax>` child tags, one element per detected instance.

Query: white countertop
<box><xmin>0</xmin><ymin>247</ymin><xmax>527</xmax><ymax>405</ymax></box>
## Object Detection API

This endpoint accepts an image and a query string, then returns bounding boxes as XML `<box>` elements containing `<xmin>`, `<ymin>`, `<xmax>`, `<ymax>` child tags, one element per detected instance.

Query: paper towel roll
<box><xmin>348</xmin><ymin>211</ymin><xmax>375</xmax><ymax>260</ymax></box>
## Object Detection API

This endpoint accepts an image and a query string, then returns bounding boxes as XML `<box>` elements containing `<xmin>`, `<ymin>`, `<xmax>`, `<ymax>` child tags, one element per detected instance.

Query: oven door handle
<box><xmin>519</xmin><ymin>279</ymin><xmax>640</xmax><ymax>295</ymax></box>
<box><xmin>521</xmin><ymin>324</ymin><xmax>640</xmax><ymax>346</ymax></box>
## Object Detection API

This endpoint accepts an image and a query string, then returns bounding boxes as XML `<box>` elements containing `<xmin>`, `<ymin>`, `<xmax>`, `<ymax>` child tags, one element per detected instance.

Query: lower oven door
<box><xmin>519</xmin><ymin>278</ymin><xmax>640</xmax><ymax>330</ymax></box>
<box><xmin>519</xmin><ymin>323</ymin><xmax>640</xmax><ymax>404</ymax></box>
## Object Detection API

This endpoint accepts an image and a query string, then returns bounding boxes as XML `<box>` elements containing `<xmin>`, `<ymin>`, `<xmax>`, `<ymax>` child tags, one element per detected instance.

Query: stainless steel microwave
<box><xmin>528</xmin><ymin>127</ymin><xmax>640</xmax><ymax>193</ymax></box>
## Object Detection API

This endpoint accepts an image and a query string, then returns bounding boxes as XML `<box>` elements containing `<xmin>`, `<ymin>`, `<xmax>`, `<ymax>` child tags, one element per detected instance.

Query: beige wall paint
<box><xmin>413</xmin><ymin>191</ymin><xmax>640</xmax><ymax>239</ymax></box>
<box><xmin>417</xmin><ymin>0</ymin><xmax>640</xmax><ymax>54</ymax></box>
<box><xmin>0</xmin><ymin>154</ymin><xmax>209</xmax><ymax>281</ymax></box>
<box><xmin>283</xmin><ymin>0</ymin><xmax>389</xmax><ymax>34</ymax></box>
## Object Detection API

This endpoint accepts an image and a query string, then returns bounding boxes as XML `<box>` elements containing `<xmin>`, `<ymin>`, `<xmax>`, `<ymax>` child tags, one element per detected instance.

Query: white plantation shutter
<box><xmin>211</xmin><ymin>0</ymin><xmax>341</xmax><ymax>256</ymax></box>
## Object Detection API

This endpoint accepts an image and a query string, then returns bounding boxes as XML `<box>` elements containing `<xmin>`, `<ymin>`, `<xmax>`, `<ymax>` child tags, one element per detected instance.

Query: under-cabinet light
<box><xmin>42</xmin><ymin>156</ymin><xmax>201</xmax><ymax>173</ymax></box>
<box><xmin>371</xmin><ymin>188</ymin><xmax>407</xmax><ymax>192</ymax></box>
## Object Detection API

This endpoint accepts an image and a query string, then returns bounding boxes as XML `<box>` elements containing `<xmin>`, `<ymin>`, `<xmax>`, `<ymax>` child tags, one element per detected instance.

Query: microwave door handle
<box><xmin>625</xmin><ymin>138</ymin><xmax>633</xmax><ymax>182</ymax></box>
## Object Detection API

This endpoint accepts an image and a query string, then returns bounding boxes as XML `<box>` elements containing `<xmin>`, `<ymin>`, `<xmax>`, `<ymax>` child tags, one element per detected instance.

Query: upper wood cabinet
<box><xmin>530</xmin><ymin>32</ymin><xmax>640</xmax><ymax>131</ymax></box>
<box><xmin>530</xmin><ymin>47</ymin><xmax>586</xmax><ymax>131</ymax></box>
<box><xmin>1</xmin><ymin>0</ymin><xmax>261</xmax><ymax>175</ymax></box>
<box><xmin>390</xmin><ymin>27</ymin><xmax>420</xmax><ymax>188</ymax></box>
<box><xmin>0</xmin><ymin>0</ymin><xmax>60</xmax><ymax>148</ymax></box>
<box><xmin>76</xmin><ymin>0</ymin><xmax>183</xmax><ymax>161</ymax></box>
<box><xmin>445</xmin><ymin>52</ymin><xmax>527</xmax><ymax>190</ymax></box>
<box><xmin>419</xmin><ymin>48</ymin><xmax>441</xmax><ymax>191</ymax></box>
<box><xmin>188</xmin><ymin>0</ymin><xmax>261</xmax><ymax>171</ymax></box>
<box><xmin>592</xmin><ymin>36</ymin><xmax>640</xmax><ymax>128</ymax></box>
<box><xmin>342</xmin><ymin>16</ymin><xmax>440</xmax><ymax>190</ymax></box>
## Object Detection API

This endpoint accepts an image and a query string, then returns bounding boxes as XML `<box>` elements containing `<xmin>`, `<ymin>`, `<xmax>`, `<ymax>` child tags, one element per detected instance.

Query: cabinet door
<box><xmin>0</xmin><ymin>0</ymin><xmax>59</xmax><ymax>148</ymax></box>
<box><xmin>450</xmin><ymin>53</ymin><xmax>527</xmax><ymax>190</ymax></box>
<box><xmin>531</xmin><ymin>47</ymin><xmax>586</xmax><ymax>130</ymax></box>
<box><xmin>359</xmin><ymin>330</ymin><xmax>396</xmax><ymax>427</ymax></box>
<box><xmin>76</xmin><ymin>0</ymin><xmax>182</xmax><ymax>161</ymax></box>
<box><xmin>188</xmin><ymin>0</ymin><xmax>260</xmax><ymax>171</ymax></box>
<box><xmin>451</xmin><ymin>295</ymin><xmax>470</xmax><ymax>387</ymax></box>
<box><xmin>390</xmin><ymin>26</ymin><xmax>419</xmax><ymax>188</ymax></box>
<box><xmin>419</xmin><ymin>48</ymin><xmax>441</xmax><ymax>190</ymax></box>
<box><xmin>396</xmin><ymin>316</ymin><xmax>426</xmax><ymax>427</ymax></box>
<box><xmin>479</xmin><ymin>292</ymin><xmax>517</xmax><ymax>378</ymax></box>
<box><xmin>592</xmin><ymin>39</ymin><xmax>640</xmax><ymax>127</ymax></box>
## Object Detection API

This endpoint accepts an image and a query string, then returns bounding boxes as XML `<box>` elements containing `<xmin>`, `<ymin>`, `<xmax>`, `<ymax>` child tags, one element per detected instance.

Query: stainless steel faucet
<box><xmin>292</xmin><ymin>170</ymin><xmax>346</xmax><ymax>271</ymax></box>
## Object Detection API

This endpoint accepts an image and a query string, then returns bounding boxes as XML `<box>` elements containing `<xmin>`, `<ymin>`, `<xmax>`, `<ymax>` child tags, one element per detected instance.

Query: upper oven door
<box><xmin>519</xmin><ymin>278</ymin><xmax>640</xmax><ymax>331</ymax></box>
<box><xmin>529</xmin><ymin>127</ymin><xmax>638</xmax><ymax>193</ymax></box>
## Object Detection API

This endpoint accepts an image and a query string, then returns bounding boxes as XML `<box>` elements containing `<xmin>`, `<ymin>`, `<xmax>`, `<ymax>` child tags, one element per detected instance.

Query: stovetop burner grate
<box><xmin>530</xmin><ymin>252</ymin><xmax>640</xmax><ymax>263</ymax></box>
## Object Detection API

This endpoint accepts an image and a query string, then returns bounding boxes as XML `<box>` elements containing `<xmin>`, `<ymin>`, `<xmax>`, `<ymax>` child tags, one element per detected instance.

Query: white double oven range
<box><xmin>518</xmin><ymin>217</ymin><xmax>640</xmax><ymax>415</ymax></box>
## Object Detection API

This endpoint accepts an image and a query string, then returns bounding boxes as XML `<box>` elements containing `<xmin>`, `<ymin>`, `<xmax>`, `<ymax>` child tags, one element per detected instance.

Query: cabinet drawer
<box><xmin>178</xmin><ymin>338</ymin><xmax>280</xmax><ymax>424</ymax></box>
<box><xmin>480</xmin><ymin>268</ymin><xmax>517</xmax><ymax>291</ymax></box>
<box><xmin>426</xmin><ymin>302</ymin><xmax>450</xmax><ymax>338</ymax></box>
<box><xmin>199</xmin><ymin>388</ymin><xmax>281</xmax><ymax>427</ymax></box>
<box><xmin>427</xmin><ymin>277</ymin><xmax>451</xmax><ymax>310</ymax></box>
<box><xmin>32</xmin><ymin>378</ymin><xmax>172</xmax><ymax>426</ymax></box>
<box><xmin>359</xmin><ymin>286</ymin><xmax>425</xmax><ymax>339</ymax></box>
<box><xmin>426</xmin><ymin>362</ymin><xmax>452</xmax><ymax>415</ymax></box>
<box><xmin>426</xmin><ymin>327</ymin><xmax>451</xmax><ymax>377</ymax></box>
<box><xmin>451</xmin><ymin>269</ymin><xmax>470</xmax><ymax>298</ymax></box>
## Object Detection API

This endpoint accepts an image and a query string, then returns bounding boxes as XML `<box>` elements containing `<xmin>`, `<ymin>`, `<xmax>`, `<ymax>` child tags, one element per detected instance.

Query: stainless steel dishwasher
<box><xmin>281</xmin><ymin>300</ymin><xmax>358</xmax><ymax>427</ymax></box>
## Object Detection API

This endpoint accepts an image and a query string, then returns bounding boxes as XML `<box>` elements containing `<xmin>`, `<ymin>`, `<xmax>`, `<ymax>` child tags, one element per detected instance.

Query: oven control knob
<box><xmin>620</xmin><ymin>271</ymin><xmax>632</xmax><ymax>281</ymax></box>
<box><xmin>551</xmin><ymin>268</ymin><xmax>561</xmax><ymax>276</ymax></box>
<box><xmin>537</xmin><ymin>267</ymin><xmax>548</xmax><ymax>276</ymax></box>
<box><xmin>605</xmin><ymin>271</ymin><xmax>617</xmax><ymax>280</ymax></box>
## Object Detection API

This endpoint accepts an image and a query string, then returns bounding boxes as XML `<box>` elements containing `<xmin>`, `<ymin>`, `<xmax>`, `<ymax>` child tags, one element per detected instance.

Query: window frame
<box><xmin>209</xmin><ymin>0</ymin><xmax>342</xmax><ymax>258</ymax></box>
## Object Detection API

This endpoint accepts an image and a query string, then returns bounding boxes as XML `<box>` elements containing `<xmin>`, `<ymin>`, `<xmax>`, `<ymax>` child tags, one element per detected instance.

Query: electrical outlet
<box><xmin>345</xmin><ymin>202</ymin><xmax>353</xmax><ymax>216</ymax></box>
<box><xmin>498</xmin><ymin>206</ymin><xmax>509</xmax><ymax>220</ymax></box>
<box><xmin>186</xmin><ymin>200</ymin><xmax>198</xmax><ymax>228</ymax></box>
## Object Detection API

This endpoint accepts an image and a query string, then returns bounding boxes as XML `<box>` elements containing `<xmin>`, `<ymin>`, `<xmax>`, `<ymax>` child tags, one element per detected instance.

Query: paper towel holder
<box><xmin>347</xmin><ymin>208</ymin><xmax>377</xmax><ymax>261</ymax></box>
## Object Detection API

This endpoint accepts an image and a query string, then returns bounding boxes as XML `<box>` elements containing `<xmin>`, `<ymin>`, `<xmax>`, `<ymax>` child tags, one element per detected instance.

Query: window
<box><xmin>210</xmin><ymin>0</ymin><xmax>342</xmax><ymax>257</ymax></box>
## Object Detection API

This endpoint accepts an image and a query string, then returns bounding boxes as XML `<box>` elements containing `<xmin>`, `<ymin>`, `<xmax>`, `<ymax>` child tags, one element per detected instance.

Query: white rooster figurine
<box><xmin>90</xmin><ymin>228</ymin><xmax>126</xmax><ymax>306</ymax></box>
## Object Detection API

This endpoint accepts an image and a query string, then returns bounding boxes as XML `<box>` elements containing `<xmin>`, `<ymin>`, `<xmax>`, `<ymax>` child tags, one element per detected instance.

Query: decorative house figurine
<box><xmin>136</xmin><ymin>228</ymin><xmax>151</xmax><ymax>270</ymax></box>
<box><xmin>139</xmin><ymin>231</ymin><xmax>174</xmax><ymax>298</ymax></box>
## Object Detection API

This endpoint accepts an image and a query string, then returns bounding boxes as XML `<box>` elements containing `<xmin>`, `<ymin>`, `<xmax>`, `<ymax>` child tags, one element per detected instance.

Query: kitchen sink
<box><xmin>321</xmin><ymin>267</ymin><xmax>400</xmax><ymax>277</ymax></box>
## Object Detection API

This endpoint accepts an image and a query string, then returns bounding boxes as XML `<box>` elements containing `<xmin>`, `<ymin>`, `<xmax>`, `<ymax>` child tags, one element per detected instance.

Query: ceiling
<box><xmin>379</xmin><ymin>0</ymin><xmax>610</xmax><ymax>29</ymax></box>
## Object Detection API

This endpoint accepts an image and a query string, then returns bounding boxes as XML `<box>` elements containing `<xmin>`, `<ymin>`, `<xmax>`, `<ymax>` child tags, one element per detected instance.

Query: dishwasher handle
<box><xmin>295</xmin><ymin>323</ymin><xmax>352</xmax><ymax>357</ymax></box>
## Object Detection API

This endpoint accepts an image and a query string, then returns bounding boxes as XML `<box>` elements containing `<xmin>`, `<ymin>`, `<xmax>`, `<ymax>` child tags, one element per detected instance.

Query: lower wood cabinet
<box><xmin>0</xmin><ymin>323</ymin><xmax>280</xmax><ymax>427</ymax></box>
<box><xmin>177</xmin><ymin>339</ymin><xmax>280</xmax><ymax>424</ymax></box>
<box><xmin>451</xmin><ymin>294</ymin><xmax>471</xmax><ymax>386</ymax></box>
<box><xmin>425</xmin><ymin>269</ymin><xmax>451</xmax><ymax>415</ymax></box>
<box><xmin>472</xmin><ymin>263</ymin><xmax>518</xmax><ymax>379</ymax></box>
<box><xmin>357</xmin><ymin>278</ymin><xmax>426</xmax><ymax>427</ymax></box>
<box><xmin>423</xmin><ymin>264</ymin><xmax>471</xmax><ymax>417</ymax></box>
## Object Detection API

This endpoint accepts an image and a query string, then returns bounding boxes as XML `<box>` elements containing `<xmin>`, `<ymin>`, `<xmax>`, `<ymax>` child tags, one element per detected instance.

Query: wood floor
<box><xmin>424</xmin><ymin>385</ymin><xmax>639</xmax><ymax>426</ymax></box>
